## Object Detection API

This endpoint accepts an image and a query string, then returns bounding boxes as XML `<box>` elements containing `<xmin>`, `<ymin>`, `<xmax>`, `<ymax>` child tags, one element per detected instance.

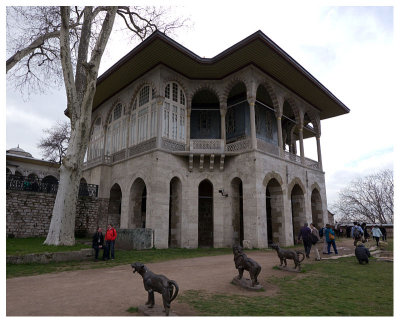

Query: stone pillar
<box><xmin>316</xmin><ymin>136</ymin><xmax>323</xmax><ymax>171</ymax></box>
<box><xmin>156</xmin><ymin>96</ymin><xmax>164</xmax><ymax>149</ymax></box>
<box><xmin>186</xmin><ymin>107</ymin><xmax>191</xmax><ymax>151</ymax></box>
<box><xmin>276</xmin><ymin>114</ymin><xmax>283</xmax><ymax>157</ymax></box>
<box><xmin>248</xmin><ymin>99</ymin><xmax>257</xmax><ymax>150</ymax></box>
<box><xmin>119</xmin><ymin>190</ymin><xmax>130</xmax><ymax>229</ymax></box>
<box><xmin>298</xmin><ymin>126</ymin><xmax>305</xmax><ymax>164</ymax></box>
<box><xmin>220</xmin><ymin>103</ymin><xmax>227</xmax><ymax>148</ymax></box>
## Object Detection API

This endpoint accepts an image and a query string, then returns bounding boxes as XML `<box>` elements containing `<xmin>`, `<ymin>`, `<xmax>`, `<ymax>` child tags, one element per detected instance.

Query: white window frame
<box><xmin>163</xmin><ymin>82</ymin><xmax>186</xmax><ymax>143</ymax></box>
<box><xmin>105</xmin><ymin>103</ymin><xmax>128</xmax><ymax>155</ymax></box>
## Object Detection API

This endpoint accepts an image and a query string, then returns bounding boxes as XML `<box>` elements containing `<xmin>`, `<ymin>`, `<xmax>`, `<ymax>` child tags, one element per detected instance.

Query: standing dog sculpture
<box><xmin>271</xmin><ymin>243</ymin><xmax>304</xmax><ymax>271</ymax></box>
<box><xmin>131</xmin><ymin>262</ymin><xmax>179</xmax><ymax>316</ymax></box>
<box><xmin>233</xmin><ymin>245</ymin><xmax>261</xmax><ymax>286</ymax></box>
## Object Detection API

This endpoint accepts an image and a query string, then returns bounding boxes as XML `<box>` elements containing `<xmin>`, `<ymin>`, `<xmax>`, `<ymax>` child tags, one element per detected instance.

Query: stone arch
<box><xmin>256</xmin><ymin>81</ymin><xmax>280</xmax><ymax>112</ymax></box>
<box><xmin>129</xmin><ymin>80</ymin><xmax>158</xmax><ymax>110</ymax></box>
<box><xmin>222</xmin><ymin>77</ymin><xmax>250</xmax><ymax>103</ymax></box>
<box><xmin>287</xmin><ymin>177</ymin><xmax>306</xmax><ymax>199</ymax></box>
<box><xmin>42</xmin><ymin>175</ymin><xmax>58</xmax><ymax>184</ymax></box>
<box><xmin>6</xmin><ymin>168</ymin><xmax>12</xmax><ymax>175</ymax></box>
<box><xmin>304</xmin><ymin>109</ymin><xmax>320</xmax><ymax>136</ymax></box>
<box><xmin>108</xmin><ymin>183</ymin><xmax>122</xmax><ymax>229</ymax></box>
<box><xmin>311</xmin><ymin>188</ymin><xmax>323</xmax><ymax>229</ymax></box>
<box><xmin>290</xmin><ymin>183</ymin><xmax>306</xmax><ymax>245</ymax></box>
<box><xmin>14</xmin><ymin>170</ymin><xmax>23</xmax><ymax>178</ymax></box>
<box><xmin>104</xmin><ymin>98</ymin><xmax>127</xmax><ymax>127</ymax></box>
<box><xmin>27</xmin><ymin>173</ymin><xmax>39</xmax><ymax>181</ymax></box>
<box><xmin>169</xmin><ymin>176</ymin><xmax>182</xmax><ymax>248</ymax></box>
<box><xmin>198</xmin><ymin>179</ymin><xmax>214</xmax><ymax>247</ymax></box>
<box><xmin>282</xmin><ymin>96</ymin><xmax>301</xmax><ymax>124</ymax></box>
<box><xmin>265</xmin><ymin>177</ymin><xmax>284</xmax><ymax>246</ymax></box>
<box><xmin>230</xmin><ymin>177</ymin><xmax>244</xmax><ymax>246</ymax></box>
<box><xmin>310</xmin><ymin>182</ymin><xmax>321</xmax><ymax>193</ymax></box>
<box><xmin>263</xmin><ymin>171</ymin><xmax>284</xmax><ymax>188</ymax></box>
<box><xmin>129</xmin><ymin>177</ymin><xmax>147</xmax><ymax>229</ymax></box>
<box><xmin>189</xmin><ymin>84</ymin><xmax>221</xmax><ymax>106</ymax></box>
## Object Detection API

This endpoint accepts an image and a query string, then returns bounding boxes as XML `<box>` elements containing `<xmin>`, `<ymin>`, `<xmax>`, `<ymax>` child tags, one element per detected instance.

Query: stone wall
<box><xmin>6</xmin><ymin>190</ymin><xmax>111</xmax><ymax>238</ymax></box>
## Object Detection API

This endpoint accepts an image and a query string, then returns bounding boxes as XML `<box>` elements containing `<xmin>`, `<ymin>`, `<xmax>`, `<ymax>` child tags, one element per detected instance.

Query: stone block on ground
<box><xmin>231</xmin><ymin>276</ymin><xmax>263</xmax><ymax>290</ymax></box>
<box><xmin>138</xmin><ymin>304</ymin><xmax>177</xmax><ymax>316</ymax></box>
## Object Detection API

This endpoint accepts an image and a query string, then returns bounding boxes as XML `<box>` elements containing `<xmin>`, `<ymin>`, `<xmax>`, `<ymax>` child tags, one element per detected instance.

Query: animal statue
<box><xmin>232</xmin><ymin>245</ymin><xmax>261</xmax><ymax>286</ymax></box>
<box><xmin>355</xmin><ymin>242</ymin><xmax>371</xmax><ymax>264</ymax></box>
<box><xmin>270</xmin><ymin>243</ymin><xmax>305</xmax><ymax>271</ymax></box>
<box><xmin>131</xmin><ymin>262</ymin><xmax>179</xmax><ymax>316</ymax></box>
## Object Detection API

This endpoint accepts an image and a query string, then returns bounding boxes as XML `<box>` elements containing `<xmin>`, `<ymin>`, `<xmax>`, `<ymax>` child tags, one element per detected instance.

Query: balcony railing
<box><xmin>189</xmin><ymin>139</ymin><xmax>224</xmax><ymax>153</ymax></box>
<box><xmin>6</xmin><ymin>174</ymin><xmax>98</xmax><ymax>197</ymax></box>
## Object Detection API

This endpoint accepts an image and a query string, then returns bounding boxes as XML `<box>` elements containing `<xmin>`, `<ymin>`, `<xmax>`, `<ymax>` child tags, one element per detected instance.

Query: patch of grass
<box><xmin>6</xmin><ymin>245</ymin><xmax>232</xmax><ymax>278</ymax></box>
<box><xmin>126</xmin><ymin>307</ymin><xmax>139</xmax><ymax>313</ymax></box>
<box><xmin>178</xmin><ymin>257</ymin><xmax>393</xmax><ymax>316</ymax></box>
<box><xmin>6</xmin><ymin>237</ymin><xmax>89</xmax><ymax>256</ymax></box>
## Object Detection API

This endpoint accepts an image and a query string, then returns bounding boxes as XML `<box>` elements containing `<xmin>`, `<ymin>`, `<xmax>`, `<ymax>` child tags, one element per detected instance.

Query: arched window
<box><xmin>105</xmin><ymin>103</ymin><xmax>127</xmax><ymax>155</ymax></box>
<box><xmin>129</xmin><ymin>85</ymin><xmax>157</xmax><ymax>146</ymax></box>
<box><xmin>163</xmin><ymin>82</ymin><xmax>186</xmax><ymax>142</ymax></box>
<box><xmin>88</xmin><ymin>117</ymin><xmax>104</xmax><ymax>160</ymax></box>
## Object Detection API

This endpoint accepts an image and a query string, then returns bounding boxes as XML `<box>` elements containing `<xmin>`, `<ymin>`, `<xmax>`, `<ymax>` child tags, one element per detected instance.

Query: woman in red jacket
<box><xmin>105</xmin><ymin>223</ymin><xmax>117</xmax><ymax>260</ymax></box>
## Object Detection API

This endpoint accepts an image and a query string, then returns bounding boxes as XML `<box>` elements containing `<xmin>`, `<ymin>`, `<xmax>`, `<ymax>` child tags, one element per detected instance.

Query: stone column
<box><xmin>156</xmin><ymin>96</ymin><xmax>164</xmax><ymax>149</ymax></box>
<box><xmin>220</xmin><ymin>103</ymin><xmax>227</xmax><ymax>148</ymax></box>
<box><xmin>316</xmin><ymin>136</ymin><xmax>323</xmax><ymax>171</ymax></box>
<box><xmin>276</xmin><ymin>114</ymin><xmax>283</xmax><ymax>157</ymax></box>
<box><xmin>298</xmin><ymin>126</ymin><xmax>305</xmax><ymax>164</ymax></box>
<box><xmin>248</xmin><ymin>99</ymin><xmax>257</xmax><ymax>150</ymax></box>
<box><xmin>186</xmin><ymin>107</ymin><xmax>191</xmax><ymax>151</ymax></box>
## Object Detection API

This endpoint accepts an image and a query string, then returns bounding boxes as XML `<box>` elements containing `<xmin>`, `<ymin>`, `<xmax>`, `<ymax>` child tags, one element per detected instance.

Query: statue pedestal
<box><xmin>275</xmin><ymin>265</ymin><xmax>301</xmax><ymax>272</ymax></box>
<box><xmin>138</xmin><ymin>304</ymin><xmax>177</xmax><ymax>316</ymax></box>
<box><xmin>231</xmin><ymin>276</ymin><xmax>263</xmax><ymax>290</ymax></box>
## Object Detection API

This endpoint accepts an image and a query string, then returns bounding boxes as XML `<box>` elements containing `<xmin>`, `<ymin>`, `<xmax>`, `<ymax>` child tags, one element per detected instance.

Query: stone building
<box><xmin>82</xmin><ymin>30</ymin><xmax>349</xmax><ymax>249</ymax></box>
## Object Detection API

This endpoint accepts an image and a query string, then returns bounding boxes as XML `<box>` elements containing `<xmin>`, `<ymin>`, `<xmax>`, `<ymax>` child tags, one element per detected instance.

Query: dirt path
<box><xmin>6</xmin><ymin>239</ymin><xmax>356</xmax><ymax>316</ymax></box>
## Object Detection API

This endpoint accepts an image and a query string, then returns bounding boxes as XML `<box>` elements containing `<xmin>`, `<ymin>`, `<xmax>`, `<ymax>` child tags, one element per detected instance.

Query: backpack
<box><xmin>319</xmin><ymin>228</ymin><xmax>324</xmax><ymax>238</ymax></box>
<box><xmin>353</xmin><ymin>227</ymin><xmax>361</xmax><ymax>239</ymax></box>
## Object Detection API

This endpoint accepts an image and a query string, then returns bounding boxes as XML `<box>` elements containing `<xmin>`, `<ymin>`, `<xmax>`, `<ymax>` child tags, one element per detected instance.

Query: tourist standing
<box><xmin>310</xmin><ymin>223</ymin><xmax>321</xmax><ymax>261</ymax></box>
<box><xmin>325</xmin><ymin>224</ymin><xmax>338</xmax><ymax>255</ymax></box>
<box><xmin>371</xmin><ymin>225</ymin><xmax>383</xmax><ymax>247</ymax></box>
<box><xmin>380</xmin><ymin>226</ymin><xmax>387</xmax><ymax>241</ymax></box>
<box><xmin>361</xmin><ymin>223</ymin><xmax>370</xmax><ymax>242</ymax></box>
<box><xmin>297</xmin><ymin>222</ymin><xmax>312</xmax><ymax>258</ymax></box>
<box><xmin>105</xmin><ymin>223</ymin><xmax>117</xmax><ymax>260</ymax></box>
<box><xmin>92</xmin><ymin>227</ymin><xmax>105</xmax><ymax>261</ymax></box>
<box><xmin>322</xmin><ymin>224</ymin><xmax>329</xmax><ymax>254</ymax></box>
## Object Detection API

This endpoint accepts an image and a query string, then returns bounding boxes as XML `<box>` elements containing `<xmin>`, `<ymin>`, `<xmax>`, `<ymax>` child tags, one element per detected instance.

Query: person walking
<box><xmin>105</xmin><ymin>223</ymin><xmax>117</xmax><ymax>260</ymax></box>
<box><xmin>322</xmin><ymin>224</ymin><xmax>329</xmax><ymax>254</ymax></box>
<box><xmin>351</xmin><ymin>222</ymin><xmax>364</xmax><ymax>246</ymax></box>
<box><xmin>371</xmin><ymin>225</ymin><xmax>383</xmax><ymax>247</ymax></box>
<box><xmin>380</xmin><ymin>226</ymin><xmax>387</xmax><ymax>241</ymax></box>
<box><xmin>297</xmin><ymin>222</ymin><xmax>312</xmax><ymax>258</ymax></box>
<box><xmin>361</xmin><ymin>223</ymin><xmax>370</xmax><ymax>242</ymax></box>
<box><xmin>92</xmin><ymin>227</ymin><xmax>106</xmax><ymax>261</ymax></box>
<box><xmin>310</xmin><ymin>223</ymin><xmax>321</xmax><ymax>261</ymax></box>
<box><xmin>325</xmin><ymin>224</ymin><xmax>338</xmax><ymax>255</ymax></box>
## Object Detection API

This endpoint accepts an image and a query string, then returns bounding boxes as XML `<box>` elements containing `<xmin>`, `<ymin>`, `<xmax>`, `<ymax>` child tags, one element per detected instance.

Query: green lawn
<box><xmin>178</xmin><ymin>257</ymin><xmax>393</xmax><ymax>316</ymax></box>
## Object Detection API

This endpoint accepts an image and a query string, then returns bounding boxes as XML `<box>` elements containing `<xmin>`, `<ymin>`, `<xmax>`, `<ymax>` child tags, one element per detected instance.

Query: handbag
<box><xmin>310</xmin><ymin>233</ymin><xmax>319</xmax><ymax>245</ymax></box>
<box><xmin>329</xmin><ymin>232</ymin><xmax>335</xmax><ymax>240</ymax></box>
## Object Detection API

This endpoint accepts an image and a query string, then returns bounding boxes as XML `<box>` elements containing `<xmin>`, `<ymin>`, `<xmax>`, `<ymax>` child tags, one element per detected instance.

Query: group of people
<box><xmin>92</xmin><ymin>224</ymin><xmax>117</xmax><ymax>261</ymax></box>
<box><xmin>297</xmin><ymin>222</ymin><xmax>338</xmax><ymax>261</ymax></box>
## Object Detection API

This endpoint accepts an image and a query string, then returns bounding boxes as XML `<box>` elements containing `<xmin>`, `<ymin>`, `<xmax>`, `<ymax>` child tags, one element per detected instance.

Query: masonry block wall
<box><xmin>6</xmin><ymin>190</ymin><xmax>111</xmax><ymax>238</ymax></box>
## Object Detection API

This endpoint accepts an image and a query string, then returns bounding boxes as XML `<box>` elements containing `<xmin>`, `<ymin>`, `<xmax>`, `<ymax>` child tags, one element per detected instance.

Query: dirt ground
<box><xmin>6</xmin><ymin>238</ymin><xmax>357</xmax><ymax>316</ymax></box>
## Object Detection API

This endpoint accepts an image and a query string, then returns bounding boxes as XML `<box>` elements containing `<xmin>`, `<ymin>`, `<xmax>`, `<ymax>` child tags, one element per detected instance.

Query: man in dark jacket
<box><xmin>355</xmin><ymin>241</ymin><xmax>371</xmax><ymax>264</ymax></box>
<box><xmin>298</xmin><ymin>222</ymin><xmax>312</xmax><ymax>258</ymax></box>
<box><xmin>92</xmin><ymin>227</ymin><xmax>105</xmax><ymax>261</ymax></box>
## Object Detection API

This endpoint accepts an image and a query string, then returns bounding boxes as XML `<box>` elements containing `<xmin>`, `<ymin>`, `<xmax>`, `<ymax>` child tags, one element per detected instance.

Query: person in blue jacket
<box><xmin>325</xmin><ymin>224</ymin><xmax>338</xmax><ymax>255</ymax></box>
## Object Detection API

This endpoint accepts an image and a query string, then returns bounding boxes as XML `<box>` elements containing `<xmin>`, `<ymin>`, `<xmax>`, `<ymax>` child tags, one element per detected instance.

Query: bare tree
<box><xmin>6</xmin><ymin>6</ymin><xmax>187</xmax><ymax>245</ymax></box>
<box><xmin>332</xmin><ymin>169</ymin><xmax>393</xmax><ymax>224</ymax></box>
<box><xmin>38</xmin><ymin>121</ymin><xmax>70</xmax><ymax>164</ymax></box>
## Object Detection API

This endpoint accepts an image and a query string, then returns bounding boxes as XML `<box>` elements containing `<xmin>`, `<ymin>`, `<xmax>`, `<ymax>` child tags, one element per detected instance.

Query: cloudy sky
<box><xmin>3</xmin><ymin>1</ymin><xmax>398</xmax><ymax>207</ymax></box>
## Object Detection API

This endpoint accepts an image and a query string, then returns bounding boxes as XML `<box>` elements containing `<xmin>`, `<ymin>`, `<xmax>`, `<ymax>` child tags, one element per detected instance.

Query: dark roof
<box><xmin>93</xmin><ymin>30</ymin><xmax>350</xmax><ymax>120</ymax></box>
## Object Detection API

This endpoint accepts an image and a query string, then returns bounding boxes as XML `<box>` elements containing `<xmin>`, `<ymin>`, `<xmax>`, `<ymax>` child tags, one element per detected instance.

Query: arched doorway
<box><xmin>198</xmin><ymin>179</ymin><xmax>213</xmax><ymax>247</ymax></box>
<box><xmin>130</xmin><ymin>178</ymin><xmax>147</xmax><ymax>228</ymax></box>
<box><xmin>109</xmin><ymin>183</ymin><xmax>122</xmax><ymax>228</ymax></box>
<box><xmin>291</xmin><ymin>184</ymin><xmax>305</xmax><ymax>245</ymax></box>
<box><xmin>42</xmin><ymin>175</ymin><xmax>58</xmax><ymax>184</ymax></box>
<box><xmin>169</xmin><ymin>177</ymin><xmax>182</xmax><ymax>248</ymax></box>
<box><xmin>231</xmin><ymin>177</ymin><xmax>244</xmax><ymax>246</ymax></box>
<box><xmin>266</xmin><ymin>178</ymin><xmax>284</xmax><ymax>246</ymax></box>
<box><xmin>311</xmin><ymin>189</ymin><xmax>323</xmax><ymax>229</ymax></box>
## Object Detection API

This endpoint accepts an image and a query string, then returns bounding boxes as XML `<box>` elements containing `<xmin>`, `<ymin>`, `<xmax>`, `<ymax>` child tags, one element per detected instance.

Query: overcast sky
<box><xmin>3</xmin><ymin>1</ymin><xmax>398</xmax><ymax>207</ymax></box>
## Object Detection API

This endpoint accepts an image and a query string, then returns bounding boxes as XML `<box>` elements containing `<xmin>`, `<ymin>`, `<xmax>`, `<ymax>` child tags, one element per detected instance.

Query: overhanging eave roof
<box><xmin>94</xmin><ymin>30</ymin><xmax>350</xmax><ymax>120</ymax></box>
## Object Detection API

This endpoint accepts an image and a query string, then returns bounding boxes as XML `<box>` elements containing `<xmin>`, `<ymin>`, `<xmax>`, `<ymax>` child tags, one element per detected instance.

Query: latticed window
<box><xmin>226</xmin><ymin>109</ymin><xmax>235</xmax><ymax>135</ymax></box>
<box><xmin>163</xmin><ymin>82</ymin><xmax>186</xmax><ymax>143</ymax></box>
<box><xmin>88</xmin><ymin>117</ymin><xmax>104</xmax><ymax>160</ymax></box>
<box><xmin>129</xmin><ymin>84</ymin><xmax>156</xmax><ymax>146</ymax></box>
<box><xmin>105</xmin><ymin>103</ymin><xmax>128</xmax><ymax>155</ymax></box>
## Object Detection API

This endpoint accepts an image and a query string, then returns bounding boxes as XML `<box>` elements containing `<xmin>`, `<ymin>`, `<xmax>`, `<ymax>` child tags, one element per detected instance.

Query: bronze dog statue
<box><xmin>131</xmin><ymin>262</ymin><xmax>179</xmax><ymax>316</ymax></box>
<box><xmin>233</xmin><ymin>245</ymin><xmax>261</xmax><ymax>286</ymax></box>
<box><xmin>271</xmin><ymin>243</ymin><xmax>305</xmax><ymax>271</ymax></box>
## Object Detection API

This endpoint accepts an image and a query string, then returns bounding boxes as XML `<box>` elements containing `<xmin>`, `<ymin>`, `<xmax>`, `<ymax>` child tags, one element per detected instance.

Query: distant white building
<box><xmin>82</xmin><ymin>31</ymin><xmax>349</xmax><ymax>248</ymax></box>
